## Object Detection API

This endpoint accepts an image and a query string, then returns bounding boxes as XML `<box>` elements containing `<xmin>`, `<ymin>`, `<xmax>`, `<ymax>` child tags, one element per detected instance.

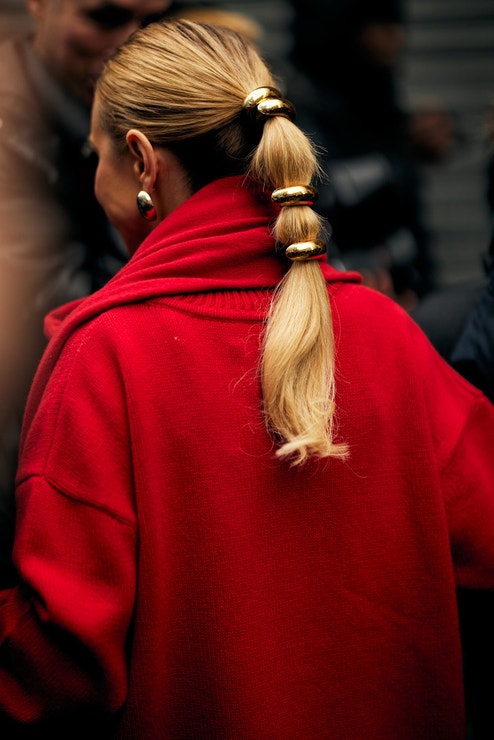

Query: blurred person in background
<box><xmin>411</xmin><ymin>101</ymin><xmax>494</xmax><ymax>369</ymax></box>
<box><xmin>286</xmin><ymin>0</ymin><xmax>456</xmax><ymax>309</ymax></box>
<box><xmin>0</xmin><ymin>0</ymin><xmax>171</xmax><ymax>586</ymax></box>
<box><xmin>446</xmin><ymin>103</ymin><xmax>494</xmax><ymax>740</ymax></box>
<box><xmin>450</xmin><ymin>103</ymin><xmax>494</xmax><ymax>401</ymax></box>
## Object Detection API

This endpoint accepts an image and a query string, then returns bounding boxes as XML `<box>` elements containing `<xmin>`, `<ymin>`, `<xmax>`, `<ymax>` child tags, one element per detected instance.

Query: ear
<box><xmin>126</xmin><ymin>129</ymin><xmax>158</xmax><ymax>192</ymax></box>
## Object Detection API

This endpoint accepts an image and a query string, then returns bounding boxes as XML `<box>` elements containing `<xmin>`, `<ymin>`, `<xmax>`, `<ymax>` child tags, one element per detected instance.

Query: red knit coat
<box><xmin>1</xmin><ymin>176</ymin><xmax>494</xmax><ymax>738</ymax></box>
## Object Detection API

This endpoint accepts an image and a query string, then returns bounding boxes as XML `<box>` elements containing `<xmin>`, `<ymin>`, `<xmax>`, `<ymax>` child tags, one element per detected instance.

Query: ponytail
<box><xmin>96</xmin><ymin>20</ymin><xmax>348</xmax><ymax>465</ymax></box>
<box><xmin>246</xmin><ymin>92</ymin><xmax>349</xmax><ymax>465</ymax></box>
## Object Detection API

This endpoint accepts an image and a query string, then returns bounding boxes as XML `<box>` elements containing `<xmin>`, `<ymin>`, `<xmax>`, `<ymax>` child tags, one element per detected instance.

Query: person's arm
<box><xmin>406</xmin><ymin>310</ymin><xmax>494</xmax><ymax>586</ymax></box>
<box><xmin>450</xmin><ymin>255</ymin><xmax>494</xmax><ymax>402</ymax></box>
<box><xmin>0</xmin><ymin>114</ymin><xmax>67</xmax><ymax>424</ymax></box>
<box><xmin>0</xmin><ymin>479</ymin><xmax>137</xmax><ymax>723</ymax></box>
<box><xmin>442</xmin><ymin>394</ymin><xmax>494</xmax><ymax>588</ymax></box>
<box><xmin>0</xmin><ymin>322</ymin><xmax>137</xmax><ymax>726</ymax></box>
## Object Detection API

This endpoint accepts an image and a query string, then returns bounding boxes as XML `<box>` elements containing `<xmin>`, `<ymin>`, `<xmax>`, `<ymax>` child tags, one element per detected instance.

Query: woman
<box><xmin>1</xmin><ymin>19</ymin><xmax>493</xmax><ymax>739</ymax></box>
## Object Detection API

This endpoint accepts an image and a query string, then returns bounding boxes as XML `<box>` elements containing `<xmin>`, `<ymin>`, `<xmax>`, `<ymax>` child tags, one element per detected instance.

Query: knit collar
<box><xmin>24</xmin><ymin>176</ymin><xmax>359</xmax><ymax>438</ymax></box>
<box><xmin>46</xmin><ymin>175</ymin><xmax>359</xmax><ymax>336</ymax></box>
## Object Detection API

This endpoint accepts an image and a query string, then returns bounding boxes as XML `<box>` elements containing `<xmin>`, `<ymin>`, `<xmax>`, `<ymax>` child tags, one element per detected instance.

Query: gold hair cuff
<box><xmin>243</xmin><ymin>87</ymin><xmax>282</xmax><ymax>109</ymax></box>
<box><xmin>243</xmin><ymin>87</ymin><xmax>296</xmax><ymax>122</ymax></box>
<box><xmin>257</xmin><ymin>98</ymin><xmax>295</xmax><ymax>121</ymax></box>
<box><xmin>284</xmin><ymin>239</ymin><xmax>327</xmax><ymax>262</ymax></box>
<box><xmin>272</xmin><ymin>185</ymin><xmax>318</xmax><ymax>207</ymax></box>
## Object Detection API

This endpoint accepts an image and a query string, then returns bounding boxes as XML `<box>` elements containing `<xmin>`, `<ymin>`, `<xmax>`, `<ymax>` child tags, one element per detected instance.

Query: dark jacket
<box><xmin>0</xmin><ymin>35</ymin><xmax>127</xmax><ymax>585</ymax></box>
<box><xmin>450</xmin><ymin>226</ymin><xmax>494</xmax><ymax>402</ymax></box>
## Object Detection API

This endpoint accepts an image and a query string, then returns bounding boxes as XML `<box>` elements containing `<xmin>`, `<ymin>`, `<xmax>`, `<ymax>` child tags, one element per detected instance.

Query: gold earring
<box><xmin>136</xmin><ymin>190</ymin><xmax>157</xmax><ymax>221</ymax></box>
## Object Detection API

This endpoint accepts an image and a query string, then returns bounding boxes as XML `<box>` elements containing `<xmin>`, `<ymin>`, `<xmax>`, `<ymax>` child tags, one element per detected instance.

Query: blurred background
<box><xmin>2</xmin><ymin>0</ymin><xmax>493</xmax><ymax>289</ymax></box>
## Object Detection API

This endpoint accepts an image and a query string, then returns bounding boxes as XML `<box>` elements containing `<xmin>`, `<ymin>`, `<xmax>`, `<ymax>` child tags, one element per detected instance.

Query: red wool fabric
<box><xmin>1</xmin><ymin>176</ymin><xmax>494</xmax><ymax>738</ymax></box>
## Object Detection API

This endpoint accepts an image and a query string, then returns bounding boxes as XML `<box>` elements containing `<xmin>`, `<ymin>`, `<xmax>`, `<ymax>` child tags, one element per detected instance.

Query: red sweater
<box><xmin>1</xmin><ymin>176</ymin><xmax>494</xmax><ymax>738</ymax></box>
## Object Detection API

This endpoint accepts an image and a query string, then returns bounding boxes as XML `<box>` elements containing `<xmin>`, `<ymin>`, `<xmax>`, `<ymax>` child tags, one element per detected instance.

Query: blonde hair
<box><xmin>168</xmin><ymin>7</ymin><xmax>262</xmax><ymax>45</ymax></box>
<box><xmin>96</xmin><ymin>19</ymin><xmax>348</xmax><ymax>465</ymax></box>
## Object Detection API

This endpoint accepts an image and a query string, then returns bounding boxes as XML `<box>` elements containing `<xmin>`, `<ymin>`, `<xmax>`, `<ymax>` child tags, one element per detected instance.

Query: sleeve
<box><xmin>0</xmin><ymin>322</ymin><xmax>138</xmax><ymax>726</ymax></box>
<box><xmin>0</xmin><ymin>103</ymin><xmax>89</xmax><ymax>431</ymax></box>
<box><xmin>450</xmin><ymin>266</ymin><xmax>494</xmax><ymax>402</ymax></box>
<box><xmin>442</xmin><ymin>394</ymin><xmax>494</xmax><ymax>590</ymax></box>
<box><xmin>398</xmin><ymin>306</ymin><xmax>494</xmax><ymax>590</ymax></box>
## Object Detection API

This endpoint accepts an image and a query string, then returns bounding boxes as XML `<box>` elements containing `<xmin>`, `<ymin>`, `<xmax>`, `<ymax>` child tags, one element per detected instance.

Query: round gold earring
<box><xmin>136</xmin><ymin>190</ymin><xmax>157</xmax><ymax>221</ymax></box>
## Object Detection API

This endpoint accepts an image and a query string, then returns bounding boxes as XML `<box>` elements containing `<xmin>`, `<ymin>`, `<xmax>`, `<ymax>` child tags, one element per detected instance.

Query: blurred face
<box><xmin>90</xmin><ymin>96</ymin><xmax>150</xmax><ymax>253</ymax></box>
<box><xmin>28</xmin><ymin>0</ymin><xmax>171</xmax><ymax>105</ymax></box>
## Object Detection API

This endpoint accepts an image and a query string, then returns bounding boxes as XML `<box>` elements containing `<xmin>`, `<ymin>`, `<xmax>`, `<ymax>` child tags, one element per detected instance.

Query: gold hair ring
<box><xmin>284</xmin><ymin>239</ymin><xmax>327</xmax><ymax>262</ymax></box>
<box><xmin>257</xmin><ymin>97</ymin><xmax>295</xmax><ymax>121</ymax></box>
<box><xmin>243</xmin><ymin>87</ymin><xmax>296</xmax><ymax>122</ymax></box>
<box><xmin>272</xmin><ymin>185</ymin><xmax>318</xmax><ymax>207</ymax></box>
<box><xmin>243</xmin><ymin>87</ymin><xmax>282</xmax><ymax>109</ymax></box>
